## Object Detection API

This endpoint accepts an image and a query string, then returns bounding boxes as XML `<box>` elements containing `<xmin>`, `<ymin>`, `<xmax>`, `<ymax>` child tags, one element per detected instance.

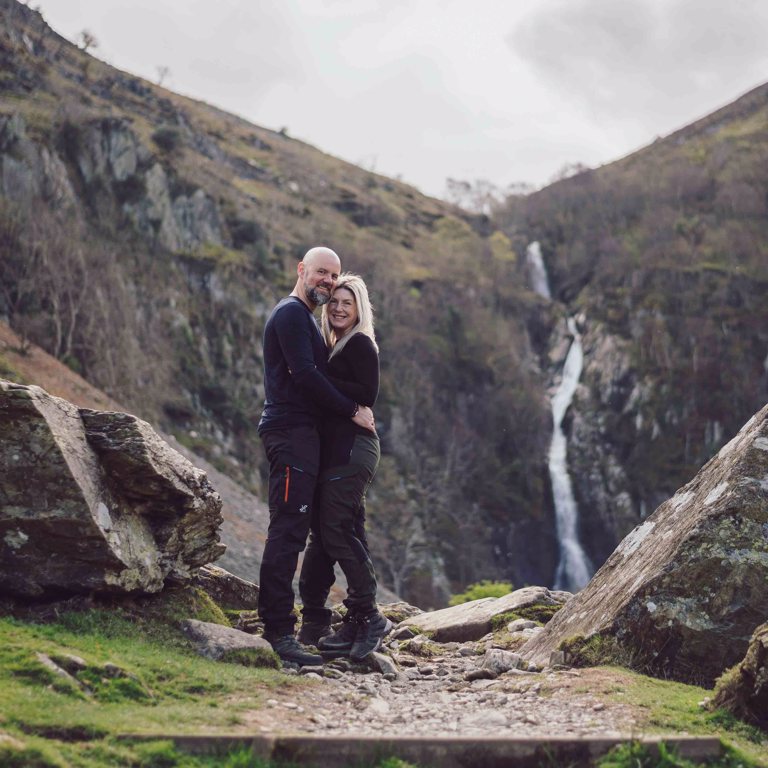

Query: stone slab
<box><xmin>122</xmin><ymin>734</ymin><xmax>722</xmax><ymax>767</ymax></box>
<box><xmin>399</xmin><ymin>586</ymin><xmax>570</xmax><ymax>643</ymax></box>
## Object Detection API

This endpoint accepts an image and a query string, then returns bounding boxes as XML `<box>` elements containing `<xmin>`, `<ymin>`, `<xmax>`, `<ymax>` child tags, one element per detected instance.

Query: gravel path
<box><xmin>241</xmin><ymin>638</ymin><xmax>643</xmax><ymax>738</ymax></box>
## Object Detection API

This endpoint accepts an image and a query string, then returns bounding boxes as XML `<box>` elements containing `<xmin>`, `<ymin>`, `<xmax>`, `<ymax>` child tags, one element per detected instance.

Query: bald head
<box><xmin>303</xmin><ymin>246</ymin><xmax>340</xmax><ymax>269</ymax></box>
<box><xmin>293</xmin><ymin>245</ymin><xmax>341</xmax><ymax>308</ymax></box>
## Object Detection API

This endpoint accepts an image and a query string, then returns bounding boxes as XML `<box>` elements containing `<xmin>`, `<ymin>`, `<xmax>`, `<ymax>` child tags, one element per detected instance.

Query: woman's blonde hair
<box><xmin>321</xmin><ymin>272</ymin><xmax>378</xmax><ymax>359</ymax></box>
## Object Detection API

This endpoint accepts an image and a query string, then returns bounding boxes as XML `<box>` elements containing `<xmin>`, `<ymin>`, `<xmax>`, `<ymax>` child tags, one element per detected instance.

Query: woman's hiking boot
<box><xmin>297</xmin><ymin>621</ymin><xmax>332</xmax><ymax>647</ymax></box>
<box><xmin>266</xmin><ymin>634</ymin><xmax>323</xmax><ymax>667</ymax></box>
<box><xmin>317</xmin><ymin>614</ymin><xmax>359</xmax><ymax>654</ymax></box>
<box><xmin>350</xmin><ymin>612</ymin><xmax>392</xmax><ymax>661</ymax></box>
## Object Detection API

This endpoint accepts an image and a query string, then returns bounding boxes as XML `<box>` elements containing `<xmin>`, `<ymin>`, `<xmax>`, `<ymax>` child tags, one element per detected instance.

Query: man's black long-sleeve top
<box><xmin>257</xmin><ymin>296</ymin><xmax>356</xmax><ymax>434</ymax></box>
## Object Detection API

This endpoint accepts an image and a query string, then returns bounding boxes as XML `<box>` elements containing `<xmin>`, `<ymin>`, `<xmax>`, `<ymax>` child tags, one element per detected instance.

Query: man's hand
<box><xmin>352</xmin><ymin>405</ymin><xmax>376</xmax><ymax>432</ymax></box>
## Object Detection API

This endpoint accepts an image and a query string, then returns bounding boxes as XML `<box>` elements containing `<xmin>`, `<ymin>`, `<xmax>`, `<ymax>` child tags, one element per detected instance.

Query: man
<box><xmin>257</xmin><ymin>246</ymin><xmax>375</xmax><ymax>666</ymax></box>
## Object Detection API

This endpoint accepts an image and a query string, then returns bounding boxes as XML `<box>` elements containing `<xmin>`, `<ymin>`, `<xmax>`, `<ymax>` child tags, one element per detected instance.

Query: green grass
<box><xmin>596</xmin><ymin>739</ymin><xmax>757</xmax><ymax>768</ymax></box>
<box><xmin>448</xmin><ymin>580</ymin><xmax>514</xmax><ymax>606</ymax></box>
<box><xmin>602</xmin><ymin>668</ymin><xmax>768</xmax><ymax>766</ymax></box>
<box><xmin>0</xmin><ymin>594</ymin><xmax>301</xmax><ymax>766</ymax></box>
<box><xmin>3</xmin><ymin>606</ymin><xmax>767</xmax><ymax>767</ymax></box>
<box><xmin>0</xmin><ymin>731</ymin><xmax>425</xmax><ymax>768</ymax></box>
<box><xmin>0</xmin><ymin>737</ymin><xmax>304</xmax><ymax>767</ymax></box>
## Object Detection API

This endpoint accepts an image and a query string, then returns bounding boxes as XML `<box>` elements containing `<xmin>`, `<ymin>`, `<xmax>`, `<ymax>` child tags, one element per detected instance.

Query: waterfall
<box><xmin>524</xmin><ymin>241</ymin><xmax>593</xmax><ymax>592</ymax></box>
<box><xmin>526</xmin><ymin>241</ymin><xmax>551</xmax><ymax>299</ymax></box>
<box><xmin>550</xmin><ymin>317</ymin><xmax>593</xmax><ymax>592</ymax></box>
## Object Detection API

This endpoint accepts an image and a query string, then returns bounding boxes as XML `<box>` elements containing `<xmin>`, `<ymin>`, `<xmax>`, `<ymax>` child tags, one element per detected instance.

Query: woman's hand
<box><xmin>352</xmin><ymin>405</ymin><xmax>376</xmax><ymax>432</ymax></box>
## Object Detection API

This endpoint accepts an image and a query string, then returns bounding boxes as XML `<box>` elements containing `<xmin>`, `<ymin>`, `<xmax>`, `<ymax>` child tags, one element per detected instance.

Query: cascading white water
<box><xmin>524</xmin><ymin>241</ymin><xmax>593</xmax><ymax>591</ymax></box>
<box><xmin>526</xmin><ymin>241</ymin><xmax>551</xmax><ymax>300</ymax></box>
<box><xmin>549</xmin><ymin>317</ymin><xmax>593</xmax><ymax>591</ymax></box>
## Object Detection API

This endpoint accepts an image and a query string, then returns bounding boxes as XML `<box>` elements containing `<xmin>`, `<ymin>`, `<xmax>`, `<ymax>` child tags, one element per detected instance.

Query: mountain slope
<box><xmin>0</xmin><ymin>0</ymin><xmax>554</xmax><ymax>606</ymax></box>
<box><xmin>498</xmin><ymin>82</ymin><xmax>768</xmax><ymax>565</ymax></box>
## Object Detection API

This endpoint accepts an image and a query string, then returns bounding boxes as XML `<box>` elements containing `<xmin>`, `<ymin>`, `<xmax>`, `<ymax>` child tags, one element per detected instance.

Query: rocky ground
<box><xmin>239</xmin><ymin>632</ymin><xmax>643</xmax><ymax>739</ymax></box>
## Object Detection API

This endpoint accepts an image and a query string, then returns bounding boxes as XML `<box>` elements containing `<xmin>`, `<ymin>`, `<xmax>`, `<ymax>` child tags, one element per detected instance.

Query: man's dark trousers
<box><xmin>258</xmin><ymin>423</ymin><xmax>320</xmax><ymax>638</ymax></box>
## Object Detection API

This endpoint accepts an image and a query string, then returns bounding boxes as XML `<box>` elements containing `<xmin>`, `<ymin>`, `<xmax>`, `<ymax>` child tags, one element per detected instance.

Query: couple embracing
<box><xmin>256</xmin><ymin>246</ymin><xmax>391</xmax><ymax>667</ymax></box>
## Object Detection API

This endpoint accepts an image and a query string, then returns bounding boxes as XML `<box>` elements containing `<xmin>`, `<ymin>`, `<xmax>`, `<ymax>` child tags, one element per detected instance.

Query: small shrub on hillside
<box><xmin>152</xmin><ymin>125</ymin><xmax>182</xmax><ymax>152</ymax></box>
<box><xmin>448</xmin><ymin>580</ymin><xmax>513</xmax><ymax>606</ymax></box>
<box><xmin>228</xmin><ymin>217</ymin><xmax>265</xmax><ymax>249</ymax></box>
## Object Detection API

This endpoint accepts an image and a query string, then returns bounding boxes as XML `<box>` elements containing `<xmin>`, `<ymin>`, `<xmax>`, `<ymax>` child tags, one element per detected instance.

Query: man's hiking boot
<box><xmin>350</xmin><ymin>612</ymin><xmax>393</xmax><ymax>661</ymax></box>
<box><xmin>297</xmin><ymin>621</ymin><xmax>332</xmax><ymax>647</ymax></box>
<box><xmin>317</xmin><ymin>614</ymin><xmax>359</xmax><ymax>654</ymax></box>
<box><xmin>266</xmin><ymin>634</ymin><xmax>323</xmax><ymax>667</ymax></box>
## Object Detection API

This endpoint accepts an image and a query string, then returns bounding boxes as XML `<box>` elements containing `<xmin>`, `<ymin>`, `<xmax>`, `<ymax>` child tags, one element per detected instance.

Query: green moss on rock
<box><xmin>219</xmin><ymin>647</ymin><xmax>280</xmax><ymax>669</ymax></box>
<box><xmin>515</xmin><ymin>603</ymin><xmax>563</xmax><ymax>624</ymax></box>
<box><xmin>559</xmin><ymin>634</ymin><xmax>631</xmax><ymax>668</ymax></box>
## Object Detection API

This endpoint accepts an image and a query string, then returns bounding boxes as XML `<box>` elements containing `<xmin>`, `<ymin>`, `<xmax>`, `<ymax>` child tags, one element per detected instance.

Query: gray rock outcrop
<box><xmin>193</xmin><ymin>563</ymin><xmax>259</xmax><ymax>610</ymax></box>
<box><xmin>399</xmin><ymin>586</ymin><xmax>570</xmax><ymax>643</ymax></box>
<box><xmin>180</xmin><ymin>619</ymin><xmax>275</xmax><ymax>665</ymax></box>
<box><xmin>0</xmin><ymin>380</ymin><xmax>224</xmax><ymax>597</ymax></box>
<box><xmin>521</xmin><ymin>403</ymin><xmax>768</xmax><ymax>686</ymax></box>
<box><xmin>0</xmin><ymin>113</ymin><xmax>76</xmax><ymax>208</ymax></box>
<box><xmin>711</xmin><ymin>621</ymin><xmax>768</xmax><ymax>730</ymax></box>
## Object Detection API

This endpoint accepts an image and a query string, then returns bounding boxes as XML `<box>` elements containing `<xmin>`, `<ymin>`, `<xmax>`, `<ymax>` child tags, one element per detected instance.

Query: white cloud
<box><xmin>510</xmin><ymin>0</ymin><xmax>768</xmax><ymax>132</ymax></box>
<box><xmin>34</xmin><ymin>0</ymin><xmax>768</xmax><ymax>197</ymax></box>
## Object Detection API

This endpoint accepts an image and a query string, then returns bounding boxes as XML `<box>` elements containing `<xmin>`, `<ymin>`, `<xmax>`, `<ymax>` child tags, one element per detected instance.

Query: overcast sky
<box><xmin>37</xmin><ymin>0</ymin><xmax>768</xmax><ymax>199</ymax></box>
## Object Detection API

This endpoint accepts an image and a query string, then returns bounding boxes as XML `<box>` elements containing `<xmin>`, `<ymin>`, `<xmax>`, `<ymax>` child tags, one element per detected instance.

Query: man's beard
<box><xmin>307</xmin><ymin>286</ymin><xmax>331</xmax><ymax>306</ymax></box>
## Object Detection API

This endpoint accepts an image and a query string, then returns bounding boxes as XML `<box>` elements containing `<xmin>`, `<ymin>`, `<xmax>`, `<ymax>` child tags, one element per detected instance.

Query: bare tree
<box><xmin>78</xmin><ymin>29</ymin><xmax>98</xmax><ymax>53</ymax></box>
<box><xmin>156</xmin><ymin>65</ymin><xmax>171</xmax><ymax>87</ymax></box>
<box><xmin>0</xmin><ymin>203</ymin><xmax>37</xmax><ymax>352</ymax></box>
<box><xmin>444</xmin><ymin>177</ymin><xmax>509</xmax><ymax>215</ymax></box>
<box><xmin>549</xmin><ymin>162</ymin><xmax>590</xmax><ymax>184</ymax></box>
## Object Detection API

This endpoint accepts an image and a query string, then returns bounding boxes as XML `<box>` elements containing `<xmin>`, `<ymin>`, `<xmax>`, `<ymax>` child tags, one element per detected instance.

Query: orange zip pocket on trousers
<box><xmin>284</xmin><ymin>465</ymin><xmax>290</xmax><ymax>502</ymax></box>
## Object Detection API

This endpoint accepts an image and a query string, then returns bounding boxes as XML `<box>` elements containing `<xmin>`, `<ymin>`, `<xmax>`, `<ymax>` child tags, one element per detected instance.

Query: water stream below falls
<box><xmin>549</xmin><ymin>317</ymin><xmax>593</xmax><ymax>591</ymax></box>
<box><xmin>526</xmin><ymin>241</ymin><xmax>593</xmax><ymax>592</ymax></box>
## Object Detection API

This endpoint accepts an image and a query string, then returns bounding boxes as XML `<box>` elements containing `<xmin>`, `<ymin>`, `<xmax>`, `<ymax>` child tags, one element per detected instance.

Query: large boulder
<box><xmin>521</xmin><ymin>404</ymin><xmax>768</xmax><ymax>686</ymax></box>
<box><xmin>0</xmin><ymin>380</ymin><xmax>224</xmax><ymax>597</ymax></box>
<box><xmin>193</xmin><ymin>563</ymin><xmax>259</xmax><ymax>610</ymax></box>
<box><xmin>398</xmin><ymin>586</ymin><xmax>570</xmax><ymax>643</ymax></box>
<box><xmin>711</xmin><ymin>622</ymin><xmax>768</xmax><ymax>730</ymax></box>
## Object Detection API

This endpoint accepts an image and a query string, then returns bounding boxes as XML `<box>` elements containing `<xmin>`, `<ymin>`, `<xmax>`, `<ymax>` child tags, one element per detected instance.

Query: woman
<box><xmin>298</xmin><ymin>273</ymin><xmax>391</xmax><ymax>661</ymax></box>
